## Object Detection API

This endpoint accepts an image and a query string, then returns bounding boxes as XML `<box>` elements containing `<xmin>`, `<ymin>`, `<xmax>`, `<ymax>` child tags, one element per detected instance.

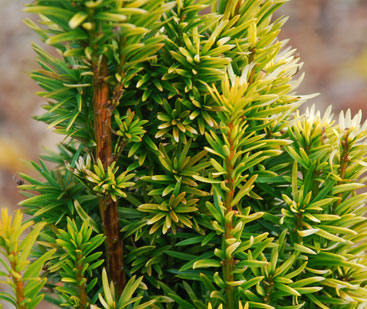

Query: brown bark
<box><xmin>93</xmin><ymin>56</ymin><xmax>125</xmax><ymax>295</ymax></box>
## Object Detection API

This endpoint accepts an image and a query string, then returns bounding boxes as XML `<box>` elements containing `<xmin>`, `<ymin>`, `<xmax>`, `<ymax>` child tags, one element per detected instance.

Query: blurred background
<box><xmin>0</xmin><ymin>0</ymin><xmax>366</xmax><ymax>306</ymax></box>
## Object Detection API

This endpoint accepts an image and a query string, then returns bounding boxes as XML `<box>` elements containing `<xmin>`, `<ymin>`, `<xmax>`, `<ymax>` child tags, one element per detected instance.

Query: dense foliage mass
<box><xmin>0</xmin><ymin>0</ymin><xmax>366</xmax><ymax>308</ymax></box>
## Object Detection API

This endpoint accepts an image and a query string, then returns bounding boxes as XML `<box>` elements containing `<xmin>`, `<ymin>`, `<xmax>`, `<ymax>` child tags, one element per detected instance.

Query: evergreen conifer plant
<box><xmin>0</xmin><ymin>0</ymin><xmax>366</xmax><ymax>308</ymax></box>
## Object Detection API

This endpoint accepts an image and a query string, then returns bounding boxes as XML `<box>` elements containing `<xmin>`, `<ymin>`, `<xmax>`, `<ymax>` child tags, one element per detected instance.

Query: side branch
<box><xmin>10</xmin><ymin>253</ymin><xmax>26</xmax><ymax>309</ymax></box>
<box><xmin>223</xmin><ymin>122</ymin><xmax>235</xmax><ymax>309</ymax></box>
<box><xmin>93</xmin><ymin>56</ymin><xmax>126</xmax><ymax>294</ymax></box>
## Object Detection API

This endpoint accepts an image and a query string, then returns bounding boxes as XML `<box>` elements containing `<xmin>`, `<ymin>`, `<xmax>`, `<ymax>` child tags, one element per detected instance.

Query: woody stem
<box><xmin>92</xmin><ymin>56</ymin><xmax>125</xmax><ymax>295</ymax></box>
<box><xmin>223</xmin><ymin>122</ymin><xmax>235</xmax><ymax>309</ymax></box>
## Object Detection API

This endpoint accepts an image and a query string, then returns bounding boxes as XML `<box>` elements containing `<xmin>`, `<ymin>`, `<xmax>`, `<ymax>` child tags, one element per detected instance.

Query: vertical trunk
<box><xmin>93</xmin><ymin>56</ymin><xmax>125</xmax><ymax>295</ymax></box>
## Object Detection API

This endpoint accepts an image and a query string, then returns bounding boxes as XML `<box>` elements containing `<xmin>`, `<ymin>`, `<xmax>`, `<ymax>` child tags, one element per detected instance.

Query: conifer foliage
<box><xmin>0</xmin><ymin>0</ymin><xmax>366</xmax><ymax>308</ymax></box>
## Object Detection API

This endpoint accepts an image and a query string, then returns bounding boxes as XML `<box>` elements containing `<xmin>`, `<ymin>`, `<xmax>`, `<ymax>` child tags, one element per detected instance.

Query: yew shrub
<box><xmin>0</xmin><ymin>0</ymin><xmax>366</xmax><ymax>308</ymax></box>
